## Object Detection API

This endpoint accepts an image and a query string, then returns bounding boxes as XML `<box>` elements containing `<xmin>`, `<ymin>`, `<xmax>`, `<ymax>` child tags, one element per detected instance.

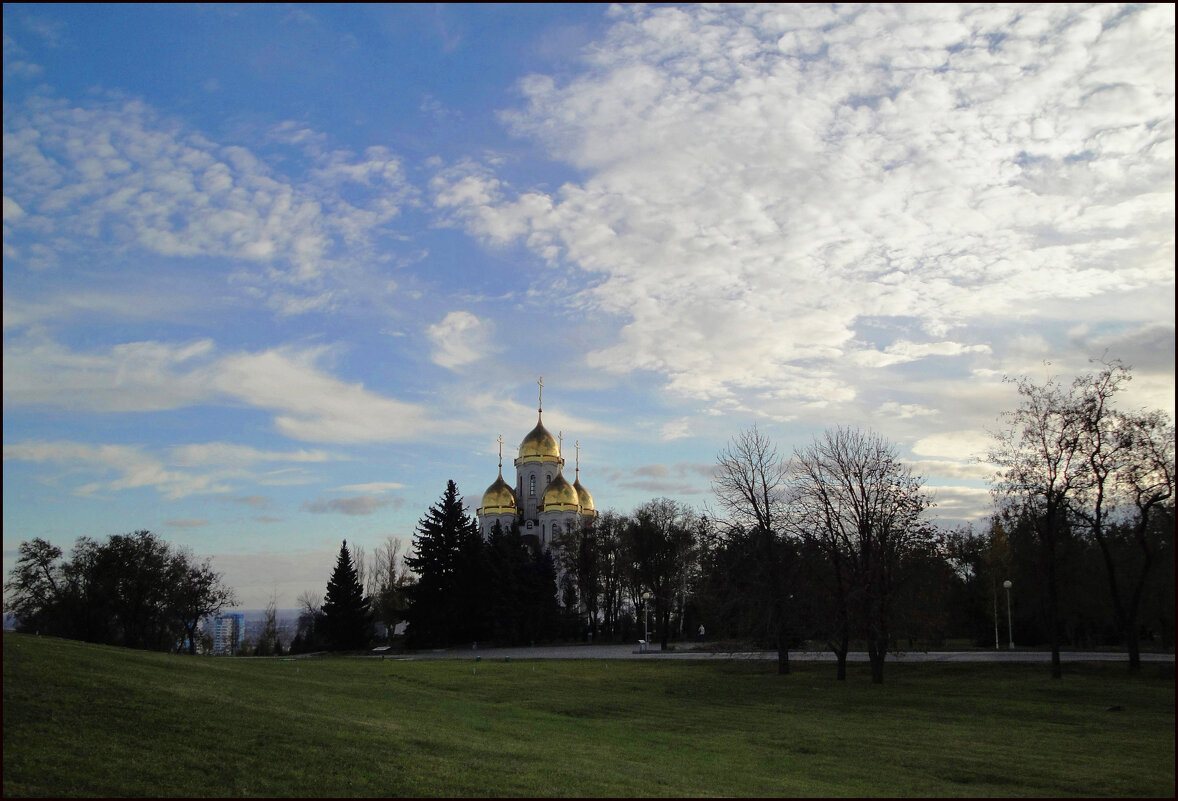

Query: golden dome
<box><xmin>478</xmin><ymin>472</ymin><xmax>517</xmax><ymax>515</ymax></box>
<box><xmin>573</xmin><ymin>477</ymin><xmax>595</xmax><ymax>515</ymax></box>
<box><xmin>541</xmin><ymin>471</ymin><xmax>580</xmax><ymax>511</ymax></box>
<box><xmin>517</xmin><ymin>413</ymin><xmax>561</xmax><ymax>464</ymax></box>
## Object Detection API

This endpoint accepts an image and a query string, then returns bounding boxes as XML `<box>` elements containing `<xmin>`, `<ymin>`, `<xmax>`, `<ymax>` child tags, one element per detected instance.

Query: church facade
<box><xmin>476</xmin><ymin>381</ymin><xmax>597</xmax><ymax>550</ymax></box>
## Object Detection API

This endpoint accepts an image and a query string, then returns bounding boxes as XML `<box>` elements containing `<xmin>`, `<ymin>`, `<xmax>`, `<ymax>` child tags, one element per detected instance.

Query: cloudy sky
<box><xmin>4</xmin><ymin>4</ymin><xmax>1174</xmax><ymax>609</ymax></box>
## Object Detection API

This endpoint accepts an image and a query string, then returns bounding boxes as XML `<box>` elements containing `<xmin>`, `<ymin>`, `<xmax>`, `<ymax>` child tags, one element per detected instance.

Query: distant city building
<box><xmin>475</xmin><ymin>379</ymin><xmax>598</xmax><ymax>551</ymax></box>
<box><xmin>213</xmin><ymin>613</ymin><xmax>245</xmax><ymax>656</ymax></box>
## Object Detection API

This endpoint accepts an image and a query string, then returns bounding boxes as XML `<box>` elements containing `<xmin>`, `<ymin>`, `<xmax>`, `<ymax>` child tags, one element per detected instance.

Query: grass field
<box><xmin>3</xmin><ymin>633</ymin><xmax>1173</xmax><ymax>797</ymax></box>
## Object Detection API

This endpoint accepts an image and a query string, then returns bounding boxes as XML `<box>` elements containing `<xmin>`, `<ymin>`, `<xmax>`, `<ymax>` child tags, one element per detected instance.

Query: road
<box><xmin>385</xmin><ymin>643</ymin><xmax>1174</xmax><ymax>663</ymax></box>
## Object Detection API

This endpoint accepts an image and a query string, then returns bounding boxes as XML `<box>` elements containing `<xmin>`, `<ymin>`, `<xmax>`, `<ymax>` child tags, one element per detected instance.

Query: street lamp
<box><xmin>1003</xmin><ymin>580</ymin><xmax>1014</xmax><ymax>649</ymax></box>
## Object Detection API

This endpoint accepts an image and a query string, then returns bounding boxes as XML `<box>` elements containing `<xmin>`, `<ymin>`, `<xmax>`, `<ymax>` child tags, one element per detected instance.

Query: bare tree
<box><xmin>791</xmin><ymin>427</ymin><xmax>933</xmax><ymax>684</ymax></box>
<box><xmin>369</xmin><ymin>536</ymin><xmax>412</xmax><ymax>641</ymax></box>
<box><xmin>989</xmin><ymin>370</ymin><xmax>1089</xmax><ymax>679</ymax></box>
<box><xmin>712</xmin><ymin>425</ymin><xmax>795</xmax><ymax>674</ymax></box>
<box><xmin>1072</xmin><ymin>362</ymin><xmax>1175</xmax><ymax>671</ymax></box>
<box><xmin>256</xmin><ymin>593</ymin><xmax>279</xmax><ymax>656</ymax></box>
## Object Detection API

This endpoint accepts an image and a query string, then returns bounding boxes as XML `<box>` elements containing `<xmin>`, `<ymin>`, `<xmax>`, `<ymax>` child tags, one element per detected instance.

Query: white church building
<box><xmin>476</xmin><ymin>380</ymin><xmax>597</xmax><ymax>550</ymax></box>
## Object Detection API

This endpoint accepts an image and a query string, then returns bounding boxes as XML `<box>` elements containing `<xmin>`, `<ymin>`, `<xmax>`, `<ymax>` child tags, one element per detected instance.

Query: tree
<box><xmin>368</xmin><ymin>536</ymin><xmax>413</xmax><ymax>641</ymax></box>
<box><xmin>990</xmin><ymin>363</ymin><xmax>1176</xmax><ymax>676</ymax></box>
<box><xmin>172</xmin><ymin>555</ymin><xmax>237</xmax><ymax>655</ymax></box>
<box><xmin>1070</xmin><ymin>363</ymin><xmax>1175</xmax><ymax>671</ymax></box>
<box><xmin>291</xmin><ymin>591</ymin><xmax>326</xmax><ymax>654</ymax></box>
<box><xmin>255</xmin><ymin>594</ymin><xmax>280</xmax><ymax>657</ymax></box>
<box><xmin>791</xmin><ymin>427</ymin><xmax>934</xmax><ymax>684</ymax></box>
<box><xmin>4</xmin><ymin>530</ymin><xmax>235</xmax><ymax>653</ymax></box>
<box><xmin>594</xmin><ymin>511</ymin><xmax>628</xmax><ymax>640</ymax></box>
<box><xmin>4</xmin><ymin>538</ymin><xmax>65</xmax><ymax>634</ymax></box>
<box><xmin>989</xmin><ymin>370</ymin><xmax>1088</xmax><ymax>679</ymax></box>
<box><xmin>712</xmin><ymin>426</ymin><xmax>795</xmax><ymax>674</ymax></box>
<box><xmin>321</xmin><ymin>540</ymin><xmax>372</xmax><ymax>651</ymax></box>
<box><xmin>625</xmin><ymin>499</ymin><xmax>698</xmax><ymax>650</ymax></box>
<box><xmin>555</xmin><ymin>518</ymin><xmax>602</xmax><ymax>637</ymax></box>
<box><xmin>404</xmin><ymin>480</ymin><xmax>484</xmax><ymax>647</ymax></box>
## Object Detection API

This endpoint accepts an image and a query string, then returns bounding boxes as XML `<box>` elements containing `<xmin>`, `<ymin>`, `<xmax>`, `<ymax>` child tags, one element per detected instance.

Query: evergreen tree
<box><xmin>404</xmin><ymin>480</ymin><xmax>485</xmax><ymax>647</ymax></box>
<box><xmin>321</xmin><ymin>540</ymin><xmax>372</xmax><ymax>651</ymax></box>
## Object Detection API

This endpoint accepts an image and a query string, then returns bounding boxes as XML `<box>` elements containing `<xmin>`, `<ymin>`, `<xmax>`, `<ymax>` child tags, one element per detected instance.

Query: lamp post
<box><xmin>1003</xmin><ymin>580</ymin><xmax>1014</xmax><ymax>649</ymax></box>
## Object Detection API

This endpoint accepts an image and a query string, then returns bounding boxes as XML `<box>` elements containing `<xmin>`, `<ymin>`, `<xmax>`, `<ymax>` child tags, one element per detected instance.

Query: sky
<box><xmin>4</xmin><ymin>3</ymin><xmax>1174</xmax><ymax>611</ymax></box>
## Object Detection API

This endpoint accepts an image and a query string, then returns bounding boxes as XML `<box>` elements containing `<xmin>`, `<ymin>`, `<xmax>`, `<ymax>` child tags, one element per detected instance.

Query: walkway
<box><xmin>389</xmin><ymin>643</ymin><xmax>1175</xmax><ymax>663</ymax></box>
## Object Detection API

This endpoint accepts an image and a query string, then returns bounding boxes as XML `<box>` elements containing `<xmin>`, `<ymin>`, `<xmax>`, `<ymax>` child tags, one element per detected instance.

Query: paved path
<box><xmin>386</xmin><ymin>643</ymin><xmax>1174</xmax><ymax>663</ymax></box>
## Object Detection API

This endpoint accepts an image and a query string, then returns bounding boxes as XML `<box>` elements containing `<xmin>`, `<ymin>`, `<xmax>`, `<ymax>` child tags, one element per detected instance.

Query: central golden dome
<box><xmin>517</xmin><ymin>413</ymin><xmax>561</xmax><ymax>463</ymax></box>
<box><xmin>541</xmin><ymin>471</ymin><xmax>580</xmax><ymax>511</ymax></box>
<box><xmin>478</xmin><ymin>472</ymin><xmax>517</xmax><ymax>515</ymax></box>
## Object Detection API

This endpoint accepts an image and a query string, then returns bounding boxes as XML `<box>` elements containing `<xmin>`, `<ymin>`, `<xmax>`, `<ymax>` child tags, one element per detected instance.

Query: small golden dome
<box><xmin>541</xmin><ymin>471</ymin><xmax>580</xmax><ymax>511</ymax></box>
<box><xmin>517</xmin><ymin>413</ymin><xmax>561</xmax><ymax>463</ymax></box>
<box><xmin>573</xmin><ymin>477</ymin><xmax>595</xmax><ymax>514</ymax></box>
<box><xmin>479</xmin><ymin>473</ymin><xmax>517</xmax><ymax>515</ymax></box>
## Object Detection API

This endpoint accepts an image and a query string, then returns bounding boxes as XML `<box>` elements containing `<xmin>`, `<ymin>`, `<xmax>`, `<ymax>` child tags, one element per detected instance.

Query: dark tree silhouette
<box><xmin>4</xmin><ymin>531</ymin><xmax>235</xmax><ymax>652</ymax></box>
<box><xmin>712</xmin><ymin>426</ymin><xmax>795</xmax><ymax>674</ymax></box>
<box><xmin>321</xmin><ymin>540</ymin><xmax>372</xmax><ymax>651</ymax></box>
<box><xmin>404</xmin><ymin>480</ymin><xmax>485</xmax><ymax>647</ymax></box>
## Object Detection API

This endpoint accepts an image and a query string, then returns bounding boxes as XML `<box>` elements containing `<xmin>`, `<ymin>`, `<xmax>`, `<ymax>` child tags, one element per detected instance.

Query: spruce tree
<box><xmin>321</xmin><ymin>540</ymin><xmax>372</xmax><ymax>651</ymax></box>
<box><xmin>404</xmin><ymin>480</ymin><xmax>485</xmax><ymax>647</ymax></box>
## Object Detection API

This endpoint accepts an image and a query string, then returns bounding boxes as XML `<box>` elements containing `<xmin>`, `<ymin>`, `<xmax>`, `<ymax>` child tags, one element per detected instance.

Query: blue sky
<box><xmin>4</xmin><ymin>4</ymin><xmax>1174</xmax><ymax>609</ymax></box>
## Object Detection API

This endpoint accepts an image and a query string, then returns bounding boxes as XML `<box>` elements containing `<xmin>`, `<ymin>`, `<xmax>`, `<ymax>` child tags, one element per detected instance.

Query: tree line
<box><xmin>5</xmin><ymin>530</ymin><xmax>235</xmax><ymax>653</ymax></box>
<box><xmin>6</xmin><ymin>362</ymin><xmax>1172</xmax><ymax>682</ymax></box>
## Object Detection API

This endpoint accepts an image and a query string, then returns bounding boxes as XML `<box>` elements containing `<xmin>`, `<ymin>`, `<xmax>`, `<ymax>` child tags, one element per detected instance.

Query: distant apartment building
<box><xmin>213</xmin><ymin>613</ymin><xmax>245</xmax><ymax>656</ymax></box>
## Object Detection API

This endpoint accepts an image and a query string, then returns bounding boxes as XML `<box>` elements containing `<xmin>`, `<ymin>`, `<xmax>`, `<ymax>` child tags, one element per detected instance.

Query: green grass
<box><xmin>3</xmin><ymin>634</ymin><xmax>1173</xmax><ymax>797</ymax></box>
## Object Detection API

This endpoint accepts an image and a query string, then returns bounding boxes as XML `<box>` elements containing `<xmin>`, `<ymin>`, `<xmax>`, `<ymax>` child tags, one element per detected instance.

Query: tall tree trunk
<box><xmin>830</xmin><ymin>633</ymin><xmax>848</xmax><ymax>681</ymax></box>
<box><xmin>867</xmin><ymin>637</ymin><xmax>885</xmax><ymax>684</ymax></box>
<box><xmin>777</xmin><ymin>626</ymin><xmax>790</xmax><ymax>675</ymax></box>
<box><xmin>1046</xmin><ymin>536</ymin><xmax>1062</xmax><ymax>679</ymax></box>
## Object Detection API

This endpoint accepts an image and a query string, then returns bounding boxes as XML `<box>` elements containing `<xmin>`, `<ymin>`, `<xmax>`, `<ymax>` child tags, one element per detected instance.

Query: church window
<box><xmin>529</xmin><ymin>475</ymin><xmax>536</xmax><ymax>496</ymax></box>
<box><xmin>546</xmin><ymin>473</ymin><xmax>552</xmax><ymax>486</ymax></box>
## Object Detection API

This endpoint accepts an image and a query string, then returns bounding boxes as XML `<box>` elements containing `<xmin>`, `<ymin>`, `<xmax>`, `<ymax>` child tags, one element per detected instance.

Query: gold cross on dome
<box><xmin>537</xmin><ymin>376</ymin><xmax>544</xmax><ymax>411</ymax></box>
<box><xmin>496</xmin><ymin>434</ymin><xmax>504</xmax><ymax>468</ymax></box>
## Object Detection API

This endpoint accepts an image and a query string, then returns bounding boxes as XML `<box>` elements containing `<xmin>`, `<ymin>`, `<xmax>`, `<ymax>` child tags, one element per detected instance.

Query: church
<box><xmin>476</xmin><ymin>380</ymin><xmax>597</xmax><ymax>550</ymax></box>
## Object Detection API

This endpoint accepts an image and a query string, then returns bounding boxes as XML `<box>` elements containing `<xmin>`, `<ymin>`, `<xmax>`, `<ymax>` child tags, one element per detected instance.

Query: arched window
<box><xmin>529</xmin><ymin>474</ymin><xmax>536</xmax><ymax>497</ymax></box>
<box><xmin>546</xmin><ymin>473</ymin><xmax>552</xmax><ymax>486</ymax></box>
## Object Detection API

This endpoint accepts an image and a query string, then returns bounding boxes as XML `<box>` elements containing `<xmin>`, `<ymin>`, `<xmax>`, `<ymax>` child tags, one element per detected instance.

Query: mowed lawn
<box><xmin>3</xmin><ymin>634</ymin><xmax>1173</xmax><ymax>798</ymax></box>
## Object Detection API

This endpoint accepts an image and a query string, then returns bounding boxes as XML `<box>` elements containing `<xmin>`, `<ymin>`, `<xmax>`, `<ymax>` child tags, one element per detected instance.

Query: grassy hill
<box><xmin>3</xmin><ymin>633</ymin><xmax>1173</xmax><ymax>797</ymax></box>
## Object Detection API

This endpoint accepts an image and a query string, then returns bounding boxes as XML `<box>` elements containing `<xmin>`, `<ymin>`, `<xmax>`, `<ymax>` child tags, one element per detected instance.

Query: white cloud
<box><xmin>427</xmin><ymin>310</ymin><xmax>493</xmax><ymax>369</ymax></box>
<box><xmin>170</xmin><ymin>443</ymin><xmax>338</xmax><ymax>467</ymax></box>
<box><xmin>212</xmin><ymin>347</ymin><xmax>433</xmax><ymax>443</ymax></box>
<box><xmin>2</xmin><ymin>441</ymin><xmax>230</xmax><ymax>500</ymax></box>
<box><xmin>852</xmin><ymin>341</ymin><xmax>992</xmax><ymax>369</ymax></box>
<box><xmin>2</xmin><ymin>98</ymin><xmax>417</xmax><ymax>310</ymax></box>
<box><xmin>3</xmin><ymin>335</ymin><xmax>216</xmax><ymax>412</ymax></box>
<box><xmin>432</xmin><ymin>3</ymin><xmax>1174</xmax><ymax>422</ymax></box>
<box><xmin>3</xmin><ymin>333</ymin><xmax>435</xmax><ymax>443</ymax></box>
<box><xmin>911</xmin><ymin>430</ymin><xmax>995</xmax><ymax>462</ymax></box>
<box><xmin>925</xmin><ymin>485</ymin><xmax>996</xmax><ymax>524</ymax></box>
